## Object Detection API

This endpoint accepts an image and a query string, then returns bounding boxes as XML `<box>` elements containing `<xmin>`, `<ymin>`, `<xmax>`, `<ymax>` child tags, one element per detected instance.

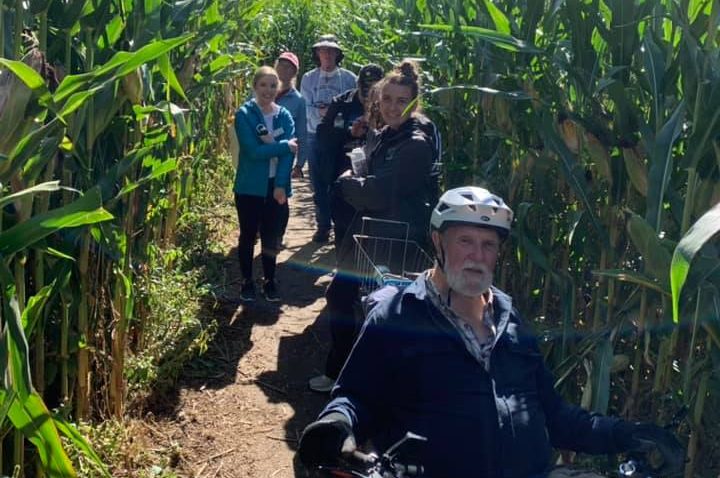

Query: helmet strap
<box><xmin>435</xmin><ymin>240</ymin><xmax>453</xmax><ymax>307</ymax></box>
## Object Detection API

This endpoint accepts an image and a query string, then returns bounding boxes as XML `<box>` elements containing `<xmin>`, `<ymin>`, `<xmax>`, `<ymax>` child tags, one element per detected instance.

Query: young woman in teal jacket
<box><xmin>234</xmin><ymin>66</ymin><xmax>298</xmax><ymax>302</ymax></box>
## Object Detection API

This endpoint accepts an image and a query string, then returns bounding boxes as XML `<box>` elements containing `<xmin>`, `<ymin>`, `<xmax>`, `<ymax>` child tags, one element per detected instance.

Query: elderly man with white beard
<box><xmin>298</xmin><ymin>186</ymin><xmax>685</xmax><ymax>478</ymax></box>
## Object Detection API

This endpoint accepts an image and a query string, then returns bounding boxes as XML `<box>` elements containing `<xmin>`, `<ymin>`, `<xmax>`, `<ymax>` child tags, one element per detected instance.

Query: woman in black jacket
<box><xmin>309</xmin><ymin>59</ymin><xmax>439</xmax><ymax>393</ymax></box>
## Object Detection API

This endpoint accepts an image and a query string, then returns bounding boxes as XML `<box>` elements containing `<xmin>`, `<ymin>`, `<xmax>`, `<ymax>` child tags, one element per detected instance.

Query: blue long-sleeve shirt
<box><xmin>276</xmin><ymin>87</ymin><xmax>307</xmax><ymax>169</ymax></box>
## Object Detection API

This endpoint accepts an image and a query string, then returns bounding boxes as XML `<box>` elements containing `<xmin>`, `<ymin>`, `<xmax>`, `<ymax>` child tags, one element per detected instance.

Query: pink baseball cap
<box><xmin>278</xmin><ymin>51</ymin><xmax>299</xmax><ymax>70</ymax></box>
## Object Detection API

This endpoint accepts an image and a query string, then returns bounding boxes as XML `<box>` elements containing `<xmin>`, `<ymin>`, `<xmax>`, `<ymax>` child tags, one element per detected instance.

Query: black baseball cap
<box><xmin>358</xmin><ymin>64</ymin><xmax>384</xmax><ymax>87</ymax></box>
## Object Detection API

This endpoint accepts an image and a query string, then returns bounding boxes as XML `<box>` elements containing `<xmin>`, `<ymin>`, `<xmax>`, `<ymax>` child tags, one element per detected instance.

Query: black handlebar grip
<box><xmin>393</xmin><ymin>463</ymin><xmax>423</xmax><ymax>476</ymax></box>
<box><xmin>406</xmin><ymin>464</ymin><xmax>423</xmax><ymax>476</ymax></box>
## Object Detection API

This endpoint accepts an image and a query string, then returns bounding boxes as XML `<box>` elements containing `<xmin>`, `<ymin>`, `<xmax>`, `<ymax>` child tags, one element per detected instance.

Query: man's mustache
<box><xmin>460</xmin><ymin>262</ymin><xmax>489</xmax><ymax>274</ymax></box>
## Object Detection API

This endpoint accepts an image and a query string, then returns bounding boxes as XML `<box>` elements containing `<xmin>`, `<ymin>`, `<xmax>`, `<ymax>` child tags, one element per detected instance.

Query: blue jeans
<box><xmin>307</xmin><ymin>132</ymin><xmax>332</xmax><ymax>231</ymax></box>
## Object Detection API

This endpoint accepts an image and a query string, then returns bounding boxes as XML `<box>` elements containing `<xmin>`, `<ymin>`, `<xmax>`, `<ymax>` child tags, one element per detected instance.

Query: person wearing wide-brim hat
<box><xmin>310</xmin><ymin>34</ymin><xmax>345</xmax><ymax>66</ymax></box>
<box><xmin>300</xmin><ymin>34</ymin><xmax>357</xmax><ymax>244</ymax></box>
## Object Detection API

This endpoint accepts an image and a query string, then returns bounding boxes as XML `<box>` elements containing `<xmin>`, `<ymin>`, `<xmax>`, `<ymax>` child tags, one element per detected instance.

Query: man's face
<box><xmin>316</xmin><ymin>47</ymin><xmax>338</xmax><ymax>70</ymax></box>
<box><xmin>275</xmin><ymin>59</ymin><xmax>297</xmax><ymax>83</ymax></box>
<box><xmin>433</xmin><ymin>225</ymin><xmax>501</xmax><ymax>297</ymax></box>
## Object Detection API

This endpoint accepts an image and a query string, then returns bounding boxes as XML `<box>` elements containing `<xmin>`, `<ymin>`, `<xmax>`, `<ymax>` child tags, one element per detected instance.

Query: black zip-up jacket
<box><xmin>338</xmin><ymin>117</ymin><xmax>437</xmax><ymax>247</ymax></box>
<box><xmin>316</xmin><ymin>88</ymin><xmax>365</xmax><ymax>183</ymax></box>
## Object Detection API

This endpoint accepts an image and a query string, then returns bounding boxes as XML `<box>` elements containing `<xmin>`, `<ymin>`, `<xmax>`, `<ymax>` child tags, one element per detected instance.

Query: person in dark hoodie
<box><xmin>316</xmin><ymin>63</ymin><xmax>385</xmax><ymax>251</ymax></box>
<box><xmin>308</xmin><ymin>59</ymin><xmax>438</xmax><ymax>393</ymax></box>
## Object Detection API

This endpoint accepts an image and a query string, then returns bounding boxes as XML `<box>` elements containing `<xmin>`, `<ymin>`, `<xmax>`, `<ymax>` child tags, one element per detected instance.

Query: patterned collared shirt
<box><xmin>424</xmin><ymin>272</ymin><xmax>497</xmax><ymax>371</ymax></box>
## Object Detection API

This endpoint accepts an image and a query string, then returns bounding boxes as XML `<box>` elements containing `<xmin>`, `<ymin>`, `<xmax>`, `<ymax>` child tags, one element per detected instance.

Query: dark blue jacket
<box><xmin>234</xmin><ymin>99</ymin><xmax>295</xmax><ymax>197</ymax></box>
<box><xmin>320</xmin><ymin>277</ymin><xmax>624</xmax><ymax>477</ymax></box>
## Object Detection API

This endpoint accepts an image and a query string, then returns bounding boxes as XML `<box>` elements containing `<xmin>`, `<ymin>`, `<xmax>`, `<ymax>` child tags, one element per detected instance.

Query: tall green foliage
<box><xmin>0</xmin><ymin>0</ymin><xmax>262</xmax><ymax>475</ymax></box>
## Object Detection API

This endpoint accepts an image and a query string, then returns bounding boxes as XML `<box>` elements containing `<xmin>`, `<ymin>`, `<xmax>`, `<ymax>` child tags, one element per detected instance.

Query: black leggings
<box><xmin>234</xmin><ymin>180</ymin><xmax>289</xmax><ymax>282</ymax></box>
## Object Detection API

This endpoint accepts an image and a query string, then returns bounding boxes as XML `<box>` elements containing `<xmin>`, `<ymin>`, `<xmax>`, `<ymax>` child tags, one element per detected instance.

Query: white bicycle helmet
<box><xmin>430</xmin><ymin>186</ymin><xmax>513</xmax><ymax>237</ymax></box>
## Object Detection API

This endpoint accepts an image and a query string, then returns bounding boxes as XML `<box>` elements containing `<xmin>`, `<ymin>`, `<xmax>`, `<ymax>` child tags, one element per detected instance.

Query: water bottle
<box><xmin>334</xmin><ymin>112</ymin><xmax>344</xmax><ymax>129</ymax></box>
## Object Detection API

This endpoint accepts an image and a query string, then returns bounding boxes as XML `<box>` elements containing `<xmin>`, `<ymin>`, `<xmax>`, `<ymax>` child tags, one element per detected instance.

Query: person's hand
<box><xmin>291</xmin><ymin>165</ymin><xmax>304</xmax><ymax>179</ymax></box>
<box><xmin>273</xmin><ymin>187</ymin><xmax>287</xmax><ymax>205</ymax></box>
<box><xmin>350</xmin><ymin>117</ymin><xmax>368</xmax><ymax>138</ymax></box>
<box><xmin>287</xmin><ymin>138</ymin><xmax>298</xmax><ymax>154</ymax></box>
<box><xmin>338</xmin><ymin>168</ymin><xmax>353</xmax><ymax>179</ymax></box>
<box><xmin>318</xmin><ymin>105</ymin><xmax>329</xmax><ymax>118</ymax></box>
<box><xmin>259</xmin><ymin>133</ymin><xmax>274</xmax><ymax>144</ymax></box>
<box><xmin>298</xmin><ymin>415</ymin><xmax>356</xmax><ymax>468</ymax></box>
<box><xmin>614</xmin><ymin>422</ymin><xmax>685</xmax><ymax>475</ymax></box>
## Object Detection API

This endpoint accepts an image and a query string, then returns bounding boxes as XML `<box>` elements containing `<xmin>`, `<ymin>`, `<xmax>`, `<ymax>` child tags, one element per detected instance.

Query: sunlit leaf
<box><xmin>418</xmin><ymin>23</ymin><xmax>539</xmax><ymax>52</ymax></box>
<box><xmin>671</xmin><ymin>202</ymin><xmax>720</xmax><ymax>323</ymax></box>
<box><xmin>158</xmin><ymin>53</ymin><xmax>188</xmax><ymax>102</ymax></box>
<box><xmin>5</xmin><ymin>391</ymin><xmax>77</xmax><ymax>476</ymax></box>
<box><xmin>0</xmin><ymin>59</ymin><xmax>53</xmax><ymax>107</ymax></box>
<box><xmin>54</xmin><ymin>417</ymin><xmax>111</xmax><ymax>478</ymax></box>
<box><xmin>483</xmin><ymin>0</ymin><xmax>511</xmax><ymax>34</ymax></box>
<box><xmin>0</xmin><ymin>188</ymin><xmax>113</xmax><ymax>257</ymax></box>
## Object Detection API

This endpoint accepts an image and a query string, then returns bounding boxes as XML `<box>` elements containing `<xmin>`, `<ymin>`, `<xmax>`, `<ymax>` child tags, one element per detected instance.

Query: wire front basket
<box><xmin>353</xmin><ymin>217</ymin><xmax>433</xmax><ymax>296</ymax></box>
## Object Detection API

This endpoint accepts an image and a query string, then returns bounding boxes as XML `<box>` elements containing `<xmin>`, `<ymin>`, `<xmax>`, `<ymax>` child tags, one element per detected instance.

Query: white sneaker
<box><xmin>308</xmin><ymin>374</ymin><xmax>335</xmax><ymax>393</ymax></box>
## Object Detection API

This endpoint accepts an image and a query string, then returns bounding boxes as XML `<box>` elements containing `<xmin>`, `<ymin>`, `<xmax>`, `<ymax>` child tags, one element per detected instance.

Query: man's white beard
<box><xmin>445</xmin><ymin>261</ymin><xmax>493</xmax><ymax>297</ymax></box>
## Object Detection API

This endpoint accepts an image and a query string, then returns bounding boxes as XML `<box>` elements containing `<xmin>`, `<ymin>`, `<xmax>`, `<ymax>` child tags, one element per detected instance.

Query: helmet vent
<box><xmin>460</xmin><ymin>193</ymin><xmax>475</xmax><ymax>200</ymax></box>
<box><xmin>467</xmin><ymin>204</ymin><xmax>477</xmax><ymax>212</ymax></box>
<box><xmin>437</xmin><ymin>203</ymin><xmax>450</xmax><ymax>212</ymax></box>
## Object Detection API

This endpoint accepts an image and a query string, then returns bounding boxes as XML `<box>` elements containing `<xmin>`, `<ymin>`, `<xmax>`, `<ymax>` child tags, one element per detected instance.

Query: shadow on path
<box><xmin>145</xmin><ymin>180</ymin><xmax>334</xmax><ymax>427</ymax></box>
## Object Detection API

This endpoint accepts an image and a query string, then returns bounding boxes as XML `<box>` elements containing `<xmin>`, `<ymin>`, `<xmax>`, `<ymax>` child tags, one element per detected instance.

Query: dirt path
<box><xmin>141</xmin><ymin>179</ymin><xmax>335</xmax><ymax>478</ymax></box>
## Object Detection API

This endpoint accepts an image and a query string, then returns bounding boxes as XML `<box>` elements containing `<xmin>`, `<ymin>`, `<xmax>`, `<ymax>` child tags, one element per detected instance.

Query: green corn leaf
<box><xmin>627</xmin><ymin>212</ymin><xmax>672</xmax><ymax>288</ymax></box>
<box><xmin>98</xmin><ymin>16</ymin><xmax>125</xmax><ymax>49</ymax></box>
<box><xmin>21</xmin><ymin>284</ymin><xmax>55</xmax><ymax>337</ymax></box>
<box><xmin>0</xmin><ymin>389</ymin><xmax>17</xmax><ymax>425</ymax></box>
<box><xmin>642</xmin><ymin>32</ymin><xmax>666</xmax><ymax>129</ymax></box>
<box><xmin>58</xmin><ymin>89</ymin><xmax>97</xmax><ymax>118</ymax></box>
<box><xmin>592</xmin><ymin>269</ymin><xmax>669</xmax><ymax>295</ymax></box>
<box><xmin>590</xmin><ymin>337</ymin><xmax>613</xmax><ymax>414</ymax></box>
<box><xmin>54</xmin><ymin>417</ymin><xmax>111</xmax><ymax>478</ymax></box>
<box><xmin>115</xmin><ymin>35</ymin><xmax>194</xmax><ymax>77</ymax></box>
<box><xmin>0</xmin><ymin>187</ymin><xmax>113</xmax><ymax>257</ymax></box>
<box><xmin>53</xmin><ymin>72</ymin><xmax>95</xmax><ymax>104</ymax></box>
<box><xmin>158</xmin><ymin>53</ymin><xmax>188</xmax><ymax>102</ymax></box>
<box><xmin>646</xmin><ymin>101</ymin><xmax>685</xmax><ymax>232</ymax></box>
<box><xmin>429</xmin><ymin>85</ymin><xmax>531</xmax><ymax>100</ymax></box>
<box><xmin>4</xmin><ymin>119</ymin><xmax>65</xmax><ymax>183</ymax></box>
<box><xmin>671</xmin><ymin>202</ymin><xmax>720</xmax><ymax>323</ymax></box>
<box><xmin>689</xmin><ymin>0</ymin><xmax>712</xmax><ymax>22</ymax></box>
<box><xmin>0</xmin><ymin>181</ymin><xmax>62</xmax><ymax>209</ymax></box>
<box><xmin>622</xmin><ymin>147</ymin><xmax>648</xmax><ymax>197</ymax></box>
<box><xmin>483</xmin><ymin>0</ymin><xmax>511</xmax><ymax>34</ymax></box>
<box><xmin>117</xmin><ymin>158</ymin><xmax>177</xmax><ymax>196</ymax></box>
<box><xmin>159</xmin><ymin>101</ymin><xmax>190</xmax><ymax>147</ymax></box>
<box><xmin>418</xmin><ymin>24</ymin><xmax>539</xmax><ymax>52</ymax></box>
<box><xmin>0</xmin><ymin>263</ymin><xmax>34</xmax><ymax>401</ymax></box>
<box><xmin>6</xmin><ymin>391</ymin><xmax>77</xmax><ymax>477</ymax></box>
<box><xmin>0</xmin><ymin>59</ymin><xmax>53</xmax><ymax>108</ymax></box>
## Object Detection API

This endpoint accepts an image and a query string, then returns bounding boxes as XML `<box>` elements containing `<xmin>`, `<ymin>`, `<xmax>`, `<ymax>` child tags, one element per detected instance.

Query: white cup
<box><xmin>348</xmin><ymin>147</ymin><xmax>367</xmax><ymax>176</ymax></box>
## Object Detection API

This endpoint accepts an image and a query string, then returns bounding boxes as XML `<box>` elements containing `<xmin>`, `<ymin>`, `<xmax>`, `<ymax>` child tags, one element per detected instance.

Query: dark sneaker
<box><xmin>239</xmin><ymin>280</ymin><xmax>256</xmax><ymax>302</ymax></box>
<box><xmin>308</xmin><ymin>374</ymin><xmax>335</xmax><ymax>393</ymax></box>
<box><xmin>263</xmin><ymin>280</ymin><xmax>280</xmax><ymax>302</ymax></box>
<box><xmin>312</xmin><ymin>228</ymin><xmax>330</xmax><ymax>243</ymax></box>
